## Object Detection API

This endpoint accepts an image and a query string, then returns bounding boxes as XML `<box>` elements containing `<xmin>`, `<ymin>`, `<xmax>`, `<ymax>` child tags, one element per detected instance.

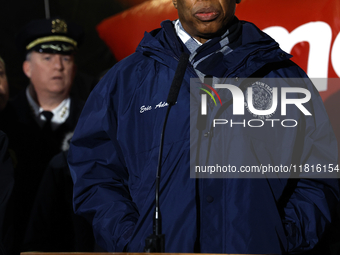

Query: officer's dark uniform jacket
<box><xmin>0</xmin><ymin>91</ymin><xmax>84</xmax><ymax>254</ymax></box>
<box><xmin>0</xmin><ymin>131</ymin><xmax>14</xmax><ymax>255</ymax></box>
<box><xmin>68</xmin><ymin>19</ymin><xmax>340</xmax><ymax>254</ymax></box>
<box><xmin>22</xmin><ymin>150</ymin><xmax>98</xmax><ymax>252</ymax></box>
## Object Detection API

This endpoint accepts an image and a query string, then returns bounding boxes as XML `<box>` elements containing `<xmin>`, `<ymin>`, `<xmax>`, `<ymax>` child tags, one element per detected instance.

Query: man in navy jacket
<box><xmin>68</xmin><ymin>0</ymin><xmax>340</xmax><ymax>254</ymax></box>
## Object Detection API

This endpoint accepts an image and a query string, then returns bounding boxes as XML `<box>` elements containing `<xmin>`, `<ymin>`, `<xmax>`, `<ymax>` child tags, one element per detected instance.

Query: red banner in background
<box><xmin>236</xmin><ymin>0</ymin><xmax>340</xmax><ymax>101</ymax></box>
<box><xmin>116</xmin><ymin>0</ymin><xmax>148</xmax><ymax>8</ymax></box>
<box><xmin>97</xmin><ymin>0</ymin><xmax>178</xmax><ymax>62</ymax></box>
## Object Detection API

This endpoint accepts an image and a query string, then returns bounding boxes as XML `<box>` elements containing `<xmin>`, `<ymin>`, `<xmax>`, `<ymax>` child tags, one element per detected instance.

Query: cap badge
<box><xmin>51</xmin><ymin>19</ymin><xmax>67</xmax><ymax>34</ymax></box>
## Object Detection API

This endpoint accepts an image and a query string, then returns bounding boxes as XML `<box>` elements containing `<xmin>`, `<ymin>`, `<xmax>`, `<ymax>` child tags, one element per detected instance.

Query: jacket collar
<box><xmin>136</xmin><ymin>19</ymin><xmax>292</xmax><ymax>79</ymax></box>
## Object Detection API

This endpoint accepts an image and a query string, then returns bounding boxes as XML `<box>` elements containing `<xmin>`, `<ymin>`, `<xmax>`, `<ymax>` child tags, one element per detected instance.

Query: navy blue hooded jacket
<box><xmin>68</xmin><ymin>19</ymin><xmax>339</xmax><ymax>254</ymax></box>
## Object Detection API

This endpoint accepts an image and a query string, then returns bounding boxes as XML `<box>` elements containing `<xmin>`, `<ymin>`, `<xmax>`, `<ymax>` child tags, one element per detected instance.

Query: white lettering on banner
<box><xmin>331</xmin><ymin>32</ymin><xmax>340</xmax><ymax>78</ymax></box>
<box><xmin>263</xmin><ymin>22</ymin><xmax>333</xmax><ymax>92</ymax></box>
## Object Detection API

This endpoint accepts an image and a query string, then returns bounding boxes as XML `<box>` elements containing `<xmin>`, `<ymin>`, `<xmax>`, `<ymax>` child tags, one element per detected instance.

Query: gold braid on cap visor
<box><xmin>26</xmin><ymin>35</ymin><xmax>77</xmax><ymax>50</ymax></box>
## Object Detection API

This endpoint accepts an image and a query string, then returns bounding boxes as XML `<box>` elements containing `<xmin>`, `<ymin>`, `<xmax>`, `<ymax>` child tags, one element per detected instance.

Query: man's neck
<box><xmin>28</xmin><ymin>84</ymin><xmax>68</xmax><ymax>111</ymax></box>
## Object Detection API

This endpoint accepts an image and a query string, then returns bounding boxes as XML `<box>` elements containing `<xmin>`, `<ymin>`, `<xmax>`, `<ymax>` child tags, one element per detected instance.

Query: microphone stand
<box><xmin>144</xmin><ymin>52</ymin><xmax>189</xmax><ymax>253</ymax></box>
<box><xmin>143</xmin><ymin>106</ymin><xmax>170</xmax><ymax>253</ymax></box>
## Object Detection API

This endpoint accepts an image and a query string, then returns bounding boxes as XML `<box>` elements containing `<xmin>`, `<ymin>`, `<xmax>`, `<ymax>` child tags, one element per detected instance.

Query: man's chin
<box><xmin>47</xmin><ymin>84</ymin><xmax>70</xmax><ymax>95</ymax></box>
<box><xmin>196</xmin><ymin>23</ymin><xmax>227</xmax><ymax>38</ymax></box>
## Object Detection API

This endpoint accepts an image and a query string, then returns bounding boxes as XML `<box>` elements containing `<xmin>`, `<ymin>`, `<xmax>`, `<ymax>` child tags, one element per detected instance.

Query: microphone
<box><xmin>144</xmin><ymin>52</ymin><xmax>189</xmax><ymax>252</ymax></box>
<box><xmin>166</xmin><ymin>53</ymin><xmax>190</xmax><ymax>105</ymax></box>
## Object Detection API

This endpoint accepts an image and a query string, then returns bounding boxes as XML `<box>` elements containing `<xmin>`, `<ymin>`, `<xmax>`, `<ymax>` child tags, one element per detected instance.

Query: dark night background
<box><xmin>0</xmin><ymin>0</ymin><xmax>129</xmax><ymax>100</ymax></box>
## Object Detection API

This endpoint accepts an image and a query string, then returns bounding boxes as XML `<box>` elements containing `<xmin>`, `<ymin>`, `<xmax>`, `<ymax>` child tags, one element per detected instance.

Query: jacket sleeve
<box><xmin>281</xmin><ymin>78</ymin><xmax>340</xmax><ymax>253</ymax></box>
<box><xmin>68</xmin><ymin>75</ymin><xmax>139</xmax><ymax>252</ymax></box>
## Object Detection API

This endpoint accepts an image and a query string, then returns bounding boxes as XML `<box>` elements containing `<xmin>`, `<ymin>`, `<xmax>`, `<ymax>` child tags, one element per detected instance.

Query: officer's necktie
<box><xmin>41</xmin><ymin>111</ymin><xmax>54</xmax><ymax>133</ymax></box>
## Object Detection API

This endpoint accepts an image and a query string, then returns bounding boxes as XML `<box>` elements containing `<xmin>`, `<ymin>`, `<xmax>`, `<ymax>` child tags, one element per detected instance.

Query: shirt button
<box><xmin>206</xmin><ymin>195</ymin><xmax>214</xmax><ymax>203</ymax></box>
<box><xmin>204</xmin><ymin>132</ymin><xmax>209</xmax><ymax>137</ymax></box>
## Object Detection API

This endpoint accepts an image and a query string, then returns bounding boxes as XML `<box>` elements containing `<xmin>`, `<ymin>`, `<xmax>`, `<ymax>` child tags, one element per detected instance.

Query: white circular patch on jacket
<box><xmin>245</xmin><ymin>81</ymin><xmax>275</xmax><ymax>120</ymax></box>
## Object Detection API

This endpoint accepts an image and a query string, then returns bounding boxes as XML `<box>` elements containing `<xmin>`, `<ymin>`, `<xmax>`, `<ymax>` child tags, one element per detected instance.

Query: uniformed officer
<box><xmin>0</xmin><ymin>17</ymin><xmax>85</xmax><ymax>255</ymax></box>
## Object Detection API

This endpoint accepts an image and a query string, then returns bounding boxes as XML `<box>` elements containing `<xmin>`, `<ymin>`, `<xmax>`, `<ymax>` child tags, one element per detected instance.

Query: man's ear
<box><xmin>172</xmin><ymin>0</ymin><xmax>178</xmax><ymax>9</ymax></box>
<box><xmin>23</xmin><ymin>60</ymin><xmax>32</xmax><ymax>78</ymax></box>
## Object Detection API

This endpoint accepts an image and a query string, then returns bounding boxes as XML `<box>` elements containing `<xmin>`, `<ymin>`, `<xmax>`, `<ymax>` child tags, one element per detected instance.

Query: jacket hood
<box><xmin>136</xmin><ymin>20</ymin><xmax>186</xmax><ymax>72</ymax></box>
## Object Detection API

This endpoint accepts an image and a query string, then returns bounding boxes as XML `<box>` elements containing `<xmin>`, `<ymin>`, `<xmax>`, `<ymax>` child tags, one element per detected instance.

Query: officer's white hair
<box><xmin>25</xmin><ymin>51</ymin><xmax>32</xmax><ymax>61</ymax></box>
